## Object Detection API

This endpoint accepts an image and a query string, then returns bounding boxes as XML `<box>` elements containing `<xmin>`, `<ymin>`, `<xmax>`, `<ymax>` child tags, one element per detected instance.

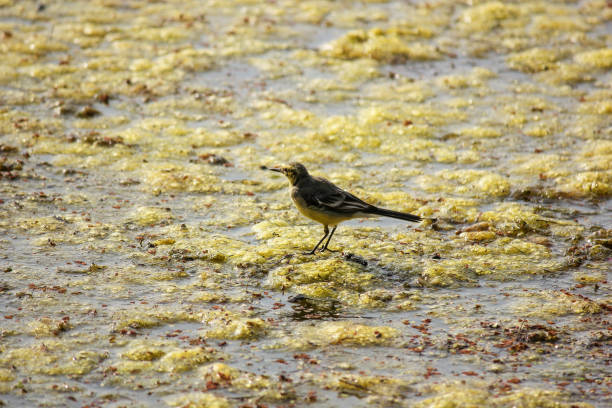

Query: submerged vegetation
<box><xmin>0</xmin><ymin>0</ymin><xmax>610</xmax><ymax>407</ymax></box>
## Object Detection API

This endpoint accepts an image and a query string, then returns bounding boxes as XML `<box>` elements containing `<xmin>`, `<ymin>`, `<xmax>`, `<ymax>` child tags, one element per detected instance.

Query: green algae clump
<box><xmin>157</xmin><ymin>347</ymin><xmax>217</xmax><ymax>373</ymax></box>
<box><xmin>0</xmin><ymin>368</ymin><xmax>15</xmax><ymax>382</ymax></box>
<box><xmin>200</xmin><ymin>363</ymin><xmax>274</xmax><ymax>392</ymax></box>
<box><xmin>131</xmin><ymin>206</ymin><xmax>174</xmax><ymax>226</ymax></box>
<box><xmin>574</xmin><ymin>48</ymin><xmax>612</xmax><ymax>69</ymax></box>
<box><xmin>266</xmin><ymin>258</ymin><xmax>376</xmax><ymax>302</ymax></box>
<box><xmin>321</xmin><ymin>27</ymin><xmax>440</xmax><ymax>62</ymax></box>
<box><xmin>321</xmin><ymin>371</ymin><xmax>412</xmax><ymax>398</ymax></box>
<box><xmin>122</xmin><ymin>346</ymin><xmax>166</xmax><ymax>362</ymax></box>
<box><xmin>283</xmin><ymin>321</ymin><xmax>399</xmax><ymax>349</ymax></box>
<box><xmin>416</xmin><ymin>381</ymin><xmax>593</xmax><ymax>408</ymax></box>
<box><xmin>512</xmin><ymin>290</ymin><xmax>604</xmax><ymax>318</ymax></box>
<box><xmin>165</xmin><ymin>392</ymin><xmax>230</xmax><ymax>408</ymax></box>
<box><xmin>459</xmin><ymin>2</ymin><xmax>520</xmax><ymax>33</ymax></box>
<box><xmin>507</xmin><ymin>48</ymin><xmax>560</xmax><ymax>73</ymax></box>
<box><xmin>203</xmin><ymin>317</ymin><xmax>267</xmax><ymax>341</ymax></box>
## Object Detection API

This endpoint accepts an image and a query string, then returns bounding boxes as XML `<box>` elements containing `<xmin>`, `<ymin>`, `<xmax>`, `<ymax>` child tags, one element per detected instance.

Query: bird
<box><xmin>264</xmin><ymin>162</ymin><xmax>423</xmax><ymax>254</ymax></box>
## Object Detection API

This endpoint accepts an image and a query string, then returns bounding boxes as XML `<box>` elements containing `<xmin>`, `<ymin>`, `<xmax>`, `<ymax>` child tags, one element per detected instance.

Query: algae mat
<box><xmin>0</xmin><ymin>0</ymin><xmax>611</xmax><ymax>407</ymax></box>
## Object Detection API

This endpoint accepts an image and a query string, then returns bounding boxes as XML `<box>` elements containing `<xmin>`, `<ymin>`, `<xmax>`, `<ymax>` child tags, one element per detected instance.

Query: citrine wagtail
<box><xmin>265</xmin><ymin>162</ymin><xmax>423</xmax><ymax>254</ymax></box>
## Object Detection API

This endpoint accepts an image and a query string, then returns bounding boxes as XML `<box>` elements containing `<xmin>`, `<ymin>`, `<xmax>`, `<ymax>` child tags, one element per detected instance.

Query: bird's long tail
<box><xmin>369</xmin><ymin>207</ymin><xmax>422</xmax><ymax>222</ymax></box>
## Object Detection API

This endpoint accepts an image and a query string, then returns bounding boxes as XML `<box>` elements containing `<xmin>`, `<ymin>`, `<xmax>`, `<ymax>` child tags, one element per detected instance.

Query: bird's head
<box><xmin>266</xmin><ymin>162</ymin><xmax>309</xmax><ymax>185</ymax></box>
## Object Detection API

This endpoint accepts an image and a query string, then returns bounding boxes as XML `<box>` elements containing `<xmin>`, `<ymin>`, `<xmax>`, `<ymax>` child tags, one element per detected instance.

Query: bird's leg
<box><xmin>322</xmin><ymin>226</ymin><xmax>338</xmax><ymax>252</ymax></box>
<box><xmin>306</xmin><ymin>225</ymin><xmax>329</xmax><ymax>255</ymax></box>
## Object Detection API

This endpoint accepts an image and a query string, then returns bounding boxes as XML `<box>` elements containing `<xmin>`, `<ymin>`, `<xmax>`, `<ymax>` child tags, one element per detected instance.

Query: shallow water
<box><xmin>0</xmin><ymin>1</ymin><xmax>611</xmax><ymax>407</ymax></box>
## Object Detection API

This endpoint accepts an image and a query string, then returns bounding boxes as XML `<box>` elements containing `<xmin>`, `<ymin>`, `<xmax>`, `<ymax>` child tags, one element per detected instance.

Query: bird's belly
<box><xmin>291</xmin><ymin>194</ymin><xmax>351</xmax><ymax>226</ymax></box>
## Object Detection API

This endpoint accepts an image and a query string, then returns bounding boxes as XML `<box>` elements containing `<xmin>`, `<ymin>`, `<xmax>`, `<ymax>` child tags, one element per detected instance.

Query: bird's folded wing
<box><xmin>305</xmin><ymin>178</ymin><xmax>373</xmax><ymax>214</ymax></box>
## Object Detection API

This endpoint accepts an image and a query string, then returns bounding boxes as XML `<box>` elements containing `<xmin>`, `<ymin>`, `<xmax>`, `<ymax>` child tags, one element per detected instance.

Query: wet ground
<box><xmin>0</xmin><ymin>1</ymin><xmax>611</xmax><ymax>407</ymax></box>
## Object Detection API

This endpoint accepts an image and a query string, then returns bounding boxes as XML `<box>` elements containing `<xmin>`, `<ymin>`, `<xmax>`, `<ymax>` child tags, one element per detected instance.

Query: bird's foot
<box><xmin>321</xmin><ymin>247</ymin><xmax>338</xmax><ymax>253</ymax></box>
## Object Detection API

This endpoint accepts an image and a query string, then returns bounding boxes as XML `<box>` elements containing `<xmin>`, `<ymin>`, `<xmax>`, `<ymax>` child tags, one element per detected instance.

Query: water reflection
<box><xmin>286</xmin><ymin>294</ymin><xmax>343</xmax><ymax>321</ymax></box>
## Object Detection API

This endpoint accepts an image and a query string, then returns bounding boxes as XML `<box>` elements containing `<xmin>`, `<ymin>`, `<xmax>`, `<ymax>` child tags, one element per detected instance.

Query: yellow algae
<box><xmin>460</xmin><ymin>126</ymin><xmax>501</xmax><ymax>139</ymax></box>
<box><xmin>122</xmin><ymin>346</ymin><xmax>166</xmax><ymax>362</ymax></box>
<box><xmin>284</xmin><ymin>321</ymin><xmax>399</xmax><ymax>349</ymax></box>
<box><xmin>0</xmin><ymin>345</ymin><xmax>59</xmax><ymax>372</ymax></box>
<box><xmin>321</xmin><ymin>28</ymin><xmax>440</xmax><ymax>62</ymax></box>
<box><xmin>14</xmin><ymin>216</ymin><xmax>69</xmax><ymax>234</ymax></box>
<box><xmin>420</xmin><ymin>259</ymin><xmax>478</xmax><ymax>287</ymax></box>
<box><xmin>420</xmin><ymin>236</ymin><xmax>560</xmax><ymax>286</ymax></box>
<box><xmin>459</xmin><ymin>2</ymin><xmax>520</xmax><ymax>32</ymax></box>
<box><xmin>200</xmin><ymin>362</ymin><xmax>239</xmax><ymax>381</ymax></box>
<box><xmin>0</xmin><ymin>368</ymin><xmax>14</xmax><ymax>382</ymax></box>
<box><xmin>187</xmin><ymin>129</ymin><xmax>243</xmax><ymax>149</ymax></box>
<box><xmin>578</xmin><ymin>100</ymin><xmax>612</xmax><ymax>115</ymax></box>
<box><xmin>531</xmin><ymin>15</ymin><xmax>589</xmax><ymax>33</ymax></box>
<box><xmin>165</xmin><ymin>392</ymin><xmax>230</xmax><ymax>408</ymax></box>
<box><xmin>321</xmin><ymin>371</ymin><xmax>412</xmax><ymax>396</ymax></box>
<box><xmin>479</xmin><ymin>203</ymin><xmax>556</xmax><ymax>234</ymax></box>
<box><xmin>460</xmin><ymin>231</ymin><xmax>496</xmax><ymax>242</ymax></box>
<box><xmin>328</xmin><ymin>7</ymin><xmax>388</xmax><ymax>28</ymax></box>
<box><xmin>249</xmin><ymin>55</ymin><xmax>303</xmax><ymax>79</ymax></box>
<box><xmin>257</xmin><ymin>104</ymin><xmax>319</xmax><ymax>129</ymax></box>
<box><xmin>293</xmin><ymin>0</ymin><xmax>335</xmax><ymax>24</ymax></box>
<box><xmin>418</xmin><ymin>169</ymin><xmax>510</xmax><ymax>198</ymax></box>
<box><xmin>28</xmin><ymin>317</ymin><xmax>72</xmax><ymax>338</ymax></box>
<box><xmin>329</xmin><ymin>59</ymin><xmax>380</xmax><ymax>83</ymax></box>
<box><xmin>131</xmin><ymin>206</ymin><xmax>173</xmax><ymax>226</ymax></box>
<box><xmin>325</xmin><ymin>167</ymin><xmax>364</xmax><ymax>185</ymax></box>
<box><xmin>556</xmin><ymin>171</ymin><xmax>612</xmax><ymax>198</ymax></box>
<box><xmin>292</xmin><ymin>282</ymin><xmax>337</xmax><ymax>299</ymax></box>
<box><xmin>573</xmin><ymin>271</ymin><xmax>607</xmax><ymax>284</ymax></box>
<box><xmin>507</xmin><ymin>48</ymin><xmax>560</xmax><ymax>73</ymax></box>
<box><xmin>200</xmin><ymin>363</ymin><xmax>272</xmax><ymax>390</ymax></box>
<box><xmin>190</xmin><ymin>291</ymin><xmax>231</xmax><ymax>304</ymax></box>
<box><xmin>266</xmin><ymin>258</ymin><xmax>375</xmax><ymax>296</ymax></box>
<box><xmin>42</xmin><ymin>351</ymin><xmax>107</xmax><ymax>376</ymax></box>
<box><xmin>513</xmin><ymin>290</ymin><xmax>602</xmax><ymax>318</ymax></box>
<box><xmin>378</xmin><ymin>137</ymin><xmax>445</xmax><ymax>159</ymax></box>
<box><xmin>157</xmin><ymin>347</ymin><xmax>217</xmax><ymax>373</ymax></box>
<box><xmin>524</xmin><ymin>122</ymin><xmax>555</xmax><ymax>138</ymax></box>
<box><xmin>539</xmin><ymin>62</ymin><xmax>592</xmax><ymax>85</ymax></box>
<box><xmin>363</xmin><ymin>80</ymin><xmax>432</xmax><ymax>103</ymax></box>
<box><xmin>581</xmin><ymin>139</ymin><xmax>612</xmax><ymax>157</ymax></box>
<box><xmin>0</xmin><ymin>341</ymin><xmax>107</xmax><ymax>377</ymax></box>
<box><xmin>252</xmin><ymin>219</ymin><xmax>291</xmax><ymax>240</ymax></box>
<box><xmin>512</xmin><ymin>154</ymin><xmax>567</xmax><ymax>177</ymax></box>
<box><xmin>435</xmin><ymin>74</ymin><xmax>470</xmax><ymax>89</ymax></box>
<box><xmin>495</xmin><ymin>389</ymin><xmax>593</xmax><ymax>408</ymax></box>
<box><xmin>436</xmin><ymin>67</ymin><xmax>495</xmax><ymax>90</ymax></box>
<box><xmin>113</xmin><ymin>360</ymin><xmax>154</xmax><ymax>375</ymax></box>
<box><xmin>171</xmin><ymin>234</ymin><xmax>267</xmax><ymax>265</ymax></box>
<box><xmin>140</xmin><ymin>165</ymin><xmax>222</xmax><ymax>194</ymax></box>
<box><xmin>6</xmin><ymin>34</ymin><xmax>69</xmax><ymax>56</ymax></box>
<box><xmin>416</xmin><ymin>381</ymin><xmax>593</xmax><ymax>408</ymax></box>
<box><xmin>204</xmin><ymin>316</ymin><xmax>267</xmax><ymax>340</ymax></box>
<box><xmin>152</xmin><ymin>238</ymin><xmax>176</xmax><ymax>246</ymax></box>
<box><xmin>113</xmin><ymin>307</ymin><xmax>202</xmax><ymax>331</ymax></box>
<box><xmin>471</xmin><ymin>66</ymin><xmax>497</xmax><ymax>80</ymax></box>
<box><xmin>345</xmin><ymin>291</ymin><xmax>390</xmax><ymax>308</ymax></box>
<box><xmin>394</xmin><ymin>299</ymin><xmax>418</xmax><ymax>311</ymax></box>
<box><xmin>574</xmin><ymin>48</ymin><xmax>612</xmax><ymax>69</ymax></box>
<box><xmin>317</xmin><ymin>115</ymin><xmax>380</xmax><ymax>149</ymax></box>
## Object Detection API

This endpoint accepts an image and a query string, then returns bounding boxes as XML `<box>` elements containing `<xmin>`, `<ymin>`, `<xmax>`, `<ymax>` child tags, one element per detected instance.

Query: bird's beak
<box><xmin>268</xmin><ymin>166</ymin><xmax>283</xmax><ymax>173</ymax></box>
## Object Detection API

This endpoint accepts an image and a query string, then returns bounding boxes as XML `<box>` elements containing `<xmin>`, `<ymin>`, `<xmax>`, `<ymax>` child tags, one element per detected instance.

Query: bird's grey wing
<box><xmin>306</xmin><ymin>177</ymin><xmax>373</xmax><ymax>214</ymax></box>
